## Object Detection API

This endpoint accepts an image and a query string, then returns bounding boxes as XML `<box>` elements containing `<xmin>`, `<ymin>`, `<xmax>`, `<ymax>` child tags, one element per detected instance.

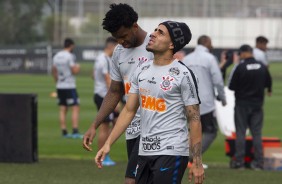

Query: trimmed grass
<box><xmin>0</xmin><ymin>62</ymin><xmax>281</xmax><ymax>183</ymax></box>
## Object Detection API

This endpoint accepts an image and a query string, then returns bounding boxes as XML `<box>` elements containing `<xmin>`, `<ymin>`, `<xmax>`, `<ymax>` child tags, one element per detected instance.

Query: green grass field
<box><xmin>0</xmin><ymin>62</ymin><xmax>282</xmax><ymax>184</ymax></box>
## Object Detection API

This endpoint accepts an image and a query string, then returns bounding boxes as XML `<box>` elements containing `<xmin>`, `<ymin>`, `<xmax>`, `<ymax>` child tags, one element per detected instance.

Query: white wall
<box><xmin>139</xmin><ymin>18</ymin><xmax>282</xmax><ymax>49</ymax></box>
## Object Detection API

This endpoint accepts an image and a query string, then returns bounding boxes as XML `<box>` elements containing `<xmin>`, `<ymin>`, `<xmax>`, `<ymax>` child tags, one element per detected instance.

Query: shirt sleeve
<box><xmin>110</xmin><ymin>47</ymin><xmax>123</xmax><ymax>82</ymax></box>
<box><xmin>128</xmin><ymin>67</ymin><xmax>139</xmax><ymax>94</ymax></box>
<box><xmin>69</xmin><ymin>53</ymin><xmax>75</xmax><ymax>67</ymax></box>
<box><xmin>210</xmin><ymin>56</ymin><xmax>226</xmax><ymax>101</ymax></box>
<box><xmin>102</xmin><ymin>56</ymin><xmax>110</xmax><ymax>75</ymax></box>
<box><xmin>181</xmin><ymin>69</ymin><xmax>201</xmax><ymax>106</ymax></box>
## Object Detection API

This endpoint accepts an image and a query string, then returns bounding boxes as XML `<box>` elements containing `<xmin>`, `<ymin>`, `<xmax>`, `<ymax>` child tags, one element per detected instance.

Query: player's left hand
<box><xmin>95</xmin><ymin>144</ymin><xmax>110</xmax><ymax>169</ymax></box>
<box><xmin>188</xmin><ymin>163</ymin><xmax>205</xmax><ymax>184</ymax></box>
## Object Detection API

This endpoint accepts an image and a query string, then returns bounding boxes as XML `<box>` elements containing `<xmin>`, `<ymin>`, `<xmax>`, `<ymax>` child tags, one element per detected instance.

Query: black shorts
<box><xmin>57</xmin><ymin>89</ymin><xmax>79</xmax><ymax>106</ymax></box>
<box><xmin>201</xmin><ymin>111</ymin><xmax>217</xmax><ymax>133</ymax></box>
<box><xmin>94</xmin><ymin>94</ymin><xmax>114</xmax><ymax>122</ymax></box>
<box><xmin>136</xmin><ymin>155</ymin><xmax>188</xmax><ymax>184</ymax></box>
<box><xmin>125</xmin><ymin>136</ymin><xmax>140</xmax><ymax>178</ymax></box>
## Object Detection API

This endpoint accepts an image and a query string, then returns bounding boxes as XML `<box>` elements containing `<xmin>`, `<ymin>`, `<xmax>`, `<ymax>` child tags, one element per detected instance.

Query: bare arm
<box><xmin>95</xmin><ymin>93</ymin><xmax>139</xmax><ymax>168</ymax></box>
<box><xmin>51</xmin><ymin>66</ymin><xmax>58</xmax><ymax>82</ymax></box>
<box><xmin>186</xmin><ymin>104</ymin><xmax>205</xmax><ymax>184</ymax></box>
<box><xmin>71</xmin><ymin>64</ymin><xmax>80</xmax><ymax>74</ymax></box>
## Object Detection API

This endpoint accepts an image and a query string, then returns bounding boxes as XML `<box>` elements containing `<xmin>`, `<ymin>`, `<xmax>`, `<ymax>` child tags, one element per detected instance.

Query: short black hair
<box><xmin>64</xmin><ymin>38</ymin><xmax>74</xmax><ymax>48</ymax></box>
<box><xmin>256</xmin><ymin>36</ymin><xmax>268</xmax><ymax>44</ymax></box>
<box><xmin>239</xmin><ymin>44</ymin><xmax>253</xmax><ymax>54</ymax></box>
<box><xmin>102</xmin><ymin>3</ymin><xmax>138</xmax><ymax>33</ymax></box>
<box><xmin>197</xmin><ymin>35</ymin><xmax>210</xmax><ymax>45</ymax></box>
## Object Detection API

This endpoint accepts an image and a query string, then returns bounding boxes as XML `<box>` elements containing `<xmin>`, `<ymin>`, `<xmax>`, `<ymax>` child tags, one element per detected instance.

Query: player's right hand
<box><xmin>95</xmin><ymin>144</ymin><xmax>110</xmax><ymax>169</ymax></box>
<box><xmin>82</xmin><ymin>125</ymin><xmax>96</xmax><ymax>151</ymax></box>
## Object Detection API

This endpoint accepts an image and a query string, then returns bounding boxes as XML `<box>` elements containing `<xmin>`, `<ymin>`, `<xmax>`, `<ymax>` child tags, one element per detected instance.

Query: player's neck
<box><xmin>153</xmin><ymin>53</ymin><xmax>174</xmax><ymax>66</ymax></box>
<box><xmin>135</xmin><ymin>28</ymin><xmax>147</xmax><ymax>47</ymax></box>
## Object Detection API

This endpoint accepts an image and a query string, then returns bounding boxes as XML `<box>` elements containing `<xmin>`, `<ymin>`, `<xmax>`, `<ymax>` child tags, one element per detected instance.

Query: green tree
<box><xmin>0</xmin><ymin>0</ymin><xmax>45</xmax><ymax>45</ymax></box>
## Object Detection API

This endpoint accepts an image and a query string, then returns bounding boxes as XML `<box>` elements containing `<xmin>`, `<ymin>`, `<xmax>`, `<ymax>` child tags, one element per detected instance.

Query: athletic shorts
<box><xmin>135</xmin><ymin>155</ymin><xmax>188</xmax><ymax>184</ymax></box>
<box><xmin>125</xmin><ymin>136</ymin><xmax>140</xmax><ymax>178</ymax></box>
<box><xmin>201</xmin><ymin>111</ymin><xmax>217</xmax><ymax>133</ymax></box>
<box><xmin>57</xmin><ymin>88</ymin><xmax>79</xmax><ymax>106</ymax></box>
<box><xmin>94</xmin><ymin>94</ymin><xmax>115</xmax><ymax>122</ymax></box>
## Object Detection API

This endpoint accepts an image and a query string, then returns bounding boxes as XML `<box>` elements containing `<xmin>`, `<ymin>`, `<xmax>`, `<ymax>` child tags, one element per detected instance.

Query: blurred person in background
<box><xmin>228</xmin><ymin>44</ymin><xmax>272</xmax><ymax>170</ymax></box>
<box><xmin>52</xmin><ymin>38</ymin><xmax>82</xmax><ymax>138</ymax></box>
<box><xmin>173</xmin><ymin>50</ymin><xmax>186</xmax><ymax>61</ymax></box>
<box><xmin>93</xmin><ymin>37</ymin><xmax>118</xmax><ymax>166</ymax></box>
<box><xmin>253</xmin><ymin>36</ymin><xmax>269</xmax><ymax>67</ymax></box>
<box><xmin>183</xmin><ymin>35</ymin><xmax>226</xmax><ymax>169</ymax></box>
<box><xmin>83</xmin><ymin>3</ymin><xmax>154</xmax><ymax>184</ymax></box>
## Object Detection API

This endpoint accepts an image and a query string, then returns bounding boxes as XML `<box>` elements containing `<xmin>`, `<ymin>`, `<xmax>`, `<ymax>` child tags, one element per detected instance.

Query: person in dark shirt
<box><xmin>228</xmin><ymin>44</ymin><xmax>272</xmax><ymax>170</ymax></box>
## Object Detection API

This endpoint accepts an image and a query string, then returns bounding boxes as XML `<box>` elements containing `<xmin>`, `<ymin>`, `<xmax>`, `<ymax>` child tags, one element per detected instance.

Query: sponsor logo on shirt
<box><xmin>124</xmin><ymin>82</ymin><xmax>131</xmax><ymax>94</ymax></box>
<box><xmin>126</xmin><ymin>121</ymin><xmax>140</xmax><ymax>135</ymax></box>
<box><xmin>186</xmin><ymin>76</ymin><xmax>195</xmax><ymax>98</ymax></box>
<box><xmin>169</xmin><ymin>67</ymin><xmax>180</xmax><ymax>76</ymax></box>
<box><xmin>246</xmin><ymin>63</ymin><xmax>261</xmax><ymax>70</ymax></box>
<box><xmin>147</xmin><ymin>77</ymin><xmax>156</xmax><ymax>84</ymax></box>
<box><xmin>160</xmin><ymin>75</ymin><xmax>174</xmax><ymax>91</ymax></box>
<box><xmin>140</xmin><ymin>95</ymin><xmax>166</xmax><ymax>112</ymax></box>
<box><xmin>141</xmin><ymin>64</ymin><xmax>150</xmax><ymax>71</ymax></box>
<box><xmin>128</xmin><ymin>58</ymin><xmax>136</xmax><ymax>64</ymax></box>
<box><xmin>142</xmin><ymin>136</ymin><xmax>161</xmax><ymax>151</ymax></box>
<box><xmin>137</xmin><ymin>56</ymin><xmax>149</xmax><ymax>67</ymax></box>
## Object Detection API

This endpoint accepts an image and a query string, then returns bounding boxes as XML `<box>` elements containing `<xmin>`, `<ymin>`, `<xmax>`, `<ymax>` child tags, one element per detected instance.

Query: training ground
<box><xmin>0</xmin><ymin>63</ymin><xmax>281</xmax><ymax>184</ymax></box>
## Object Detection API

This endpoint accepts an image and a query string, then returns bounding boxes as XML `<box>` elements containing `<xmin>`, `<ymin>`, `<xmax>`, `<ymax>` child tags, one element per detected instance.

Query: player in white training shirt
<box><xmin>253</xmin><ymin>36</ymin><xmax>269</xmax><ymax>67</ymax></box>
<box><xmin>95</xmin><ymin>21</ymin><xmax>205</xmax><ymax>184</ymax></box>
<box><xmin>83</xmin><ymin>4</ymin><xmax>153</xmax><ymax>184</ymax></box>
<box><xmin>52</xmin><ymin>38</ymin><xmax>82</xmax><ymax>138</ymax></box>
<box><xmin>93</xmin><ymin>37</ymin><xmax>118</xmax><ymax>166</ymax></box>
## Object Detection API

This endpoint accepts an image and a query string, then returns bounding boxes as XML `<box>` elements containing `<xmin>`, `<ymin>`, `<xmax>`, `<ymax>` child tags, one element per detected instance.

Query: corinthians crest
<box><xmin>160</xmin><ymin>75</ymin><xmax>174</xmax><ymax>91</ymax></box>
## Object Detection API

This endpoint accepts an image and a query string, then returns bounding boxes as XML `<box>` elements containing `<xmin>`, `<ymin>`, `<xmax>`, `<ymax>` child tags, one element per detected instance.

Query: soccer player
<box><xmin>95</xmin><ymin>21</ymin><xmax>205</xmax><ymax>184</ymax></box>
<box><xmin>83</xmin><ymin>3</ymin><xmax>153</xmax><ymax>184</ymax></box>
<box><xmin>52</xmin><ymin>38</ymin><xmax>82</xmax><ymax>138</ymax></box>
<box><xmin>93</xmin><ymin>37</ymin><xmax>118</xmax><ymax>166</ymax></box>
<box><xmin>253</xmin><ymin>36</ymin><xmax>269</xmax><ymax>67</ymax></box>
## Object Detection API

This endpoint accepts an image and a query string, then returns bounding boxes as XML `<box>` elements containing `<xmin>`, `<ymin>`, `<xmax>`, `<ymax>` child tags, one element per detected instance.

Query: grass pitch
<box><xmin>0</xmin><ymin>62</ymin><xmax>281</xmax><ymax>184</ymax></box>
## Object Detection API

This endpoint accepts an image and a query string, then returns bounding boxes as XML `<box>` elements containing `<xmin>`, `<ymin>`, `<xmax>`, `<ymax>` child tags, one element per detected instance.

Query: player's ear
<box><xmin>169</xmin><ymin>42</ymin><xmax>174</xmax><ymax>51</ymax></box>
<box><xmin>132</xmin><ymin>22</ymin><xmax>139</xmax><ymax>31</ymax></box>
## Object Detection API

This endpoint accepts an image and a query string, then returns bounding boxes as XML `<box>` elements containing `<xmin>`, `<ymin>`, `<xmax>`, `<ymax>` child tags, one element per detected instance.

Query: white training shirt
<box><xmin>129</xmin><ymin>59</ymin><xmax>200</xmax><ymax>156</ymax></box>
<box><xmin>253</xmin><ymin>47</ymin><xmax>268</xmax><ymax>66</ymax></box>
<box><xmin>94</xmin><ymin>53</ymin><xmax>111</xmax><ymax>97</ymax></box>
<box><xmin>53</xmin><ymin>50</ymin><xmax>76</xmax><ymax>89</ymax></box>
<box><xmin>182</xmin><ymin>45</ymin><xmax>226</xmax><ymax>115</ymax></box>
<box><xmin>110</xmin><ymin>34</ymin><xmax>154</xmax><ymax>140</ymax></box>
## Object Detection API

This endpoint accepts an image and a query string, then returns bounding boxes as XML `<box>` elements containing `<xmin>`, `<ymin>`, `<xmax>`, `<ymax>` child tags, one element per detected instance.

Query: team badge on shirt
<box><xmin>160</xmin><ymin>75</ymin><xmax>174</xmax><ymax>91</ymax></box>
<box><xmin>137</xmin><ymin>56</ymin><xmax>149</xmax><ymax>67</ymax></box>
<box><xmin>169</xmin><ymin>67</ymin><xmax>180</xmax><ymax>76</ymax></box>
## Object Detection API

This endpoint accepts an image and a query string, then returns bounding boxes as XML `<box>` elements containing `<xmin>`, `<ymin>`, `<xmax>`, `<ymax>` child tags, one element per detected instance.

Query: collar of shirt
<box><xmin>195</xmin><ymin>45</ymin><xmax>209</xmax><ymax>53</ymax></box>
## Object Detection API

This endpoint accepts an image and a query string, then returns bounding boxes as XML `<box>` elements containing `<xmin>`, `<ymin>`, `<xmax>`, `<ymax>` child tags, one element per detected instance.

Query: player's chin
<box><xmin>146</xmin><ymin>45</ymin><xmax>154</xmax><ymax>52</ymax></box>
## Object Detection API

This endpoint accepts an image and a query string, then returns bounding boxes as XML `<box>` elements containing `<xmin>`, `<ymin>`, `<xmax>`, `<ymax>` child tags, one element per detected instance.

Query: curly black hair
<box><xmin>102</xmin><ymin>3</ymin><xmax>138</xmax><ymax>33</ymax></box>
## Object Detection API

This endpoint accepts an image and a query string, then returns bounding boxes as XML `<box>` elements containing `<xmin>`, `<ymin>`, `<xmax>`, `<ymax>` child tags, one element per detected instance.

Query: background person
<box><xmin>93</xmin><ymin>37</ymin><xmax>118</xmax><ymax>166</ymax></box>
<box><xmin>253</xmin><ymin>36</ymin><xmax>269</xmax><ymax>67</ymax></box>
<box><xmin>83</xmin><ymin>3</ymin><xmax>154</xmax><ymax>184</ymax></box>
<box><xmin>228</xmin><ymin>44</ymin><xmax>272</xmax><ymax>170</ymax></box>
<box><xmin>52</xmin><ymin>38</ymin><xmax>82</xmax><ymax>138</ymax></box>
<box><xmin>183</xmin><ymin>35</ymin><xmax>226</xmax><ymax>169</ymax></box>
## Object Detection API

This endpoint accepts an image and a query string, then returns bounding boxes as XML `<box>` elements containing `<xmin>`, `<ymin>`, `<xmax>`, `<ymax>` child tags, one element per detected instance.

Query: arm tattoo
<box><xmin>187</xmin><ymin>104</ymin><xmax>200</xmax><ymax>122</ymax></box>
<box><xmin>192</xmin><ymin>142</ymin><xmax>202</xmax><ymax>168</ymax></box>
